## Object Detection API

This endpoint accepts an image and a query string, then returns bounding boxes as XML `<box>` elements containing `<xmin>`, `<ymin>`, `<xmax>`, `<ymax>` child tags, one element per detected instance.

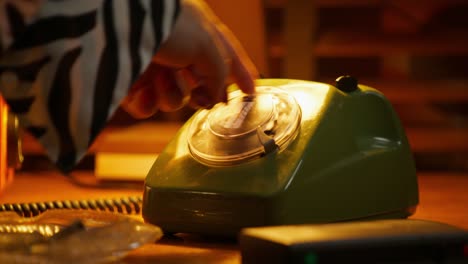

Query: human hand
<box><xmin>122</xmin><ymin>0</ymin><xmax>259</xmax><ymax>118</ymax></box>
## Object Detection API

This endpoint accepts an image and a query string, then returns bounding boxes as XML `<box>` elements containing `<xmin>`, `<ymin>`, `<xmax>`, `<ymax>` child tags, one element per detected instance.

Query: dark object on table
<box><xmin>240</xmin><ymin>219</ymin><xmax>468</xmax><ymax>264</ymax></box>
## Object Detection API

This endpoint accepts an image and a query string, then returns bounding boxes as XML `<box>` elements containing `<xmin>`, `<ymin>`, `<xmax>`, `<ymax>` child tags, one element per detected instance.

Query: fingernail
<box><xmin>173</xmin><ymin>71</ymin><xmax>191</xmax><ymax>109</ymax></box>
<box><xmin>135</xmin><ymin>88</ymin><xmax>158</xmax><ymax>117</ymax></box>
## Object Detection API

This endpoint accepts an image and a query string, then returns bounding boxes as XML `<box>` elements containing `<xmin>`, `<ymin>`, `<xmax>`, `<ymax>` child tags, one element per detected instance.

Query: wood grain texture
<box><xmin>0</xmin><ymin>171</ymin><xmax>466</xmax><ymax>263</ymax></box>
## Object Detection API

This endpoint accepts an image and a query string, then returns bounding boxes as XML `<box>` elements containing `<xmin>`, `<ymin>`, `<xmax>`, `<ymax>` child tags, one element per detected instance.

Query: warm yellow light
<box><xmin>173</xmin><ymin>126</ymin><xmax>191</xmax><ymax>160</ymax></box>
<box><xmin>286</xmin><ymin>82</ymin><xmax>330</xmax><ymax>121</ymax></box>
<box><xmin>1</xmin><ymin>97</ymin><xmax>8</xmax><ymax>191</ymax></box>
<box><xmin>95</xmin><ymin>152</ymin><xmax>158</xmax><ymax>181</ymax></box>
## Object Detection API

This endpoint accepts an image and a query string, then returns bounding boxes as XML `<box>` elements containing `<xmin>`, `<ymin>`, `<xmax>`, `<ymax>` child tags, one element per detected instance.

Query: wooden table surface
<box><xmin>0</xmin><ymin>170</ymin><xmax>467</xmax><ymax>263</ymax></box>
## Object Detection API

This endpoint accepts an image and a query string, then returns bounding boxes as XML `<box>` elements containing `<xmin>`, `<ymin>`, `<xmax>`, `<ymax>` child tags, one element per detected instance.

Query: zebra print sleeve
<box><xmin>0</xmin><ymin>0</ymin><xmax>180</xmax><ymax>172</ymax></box>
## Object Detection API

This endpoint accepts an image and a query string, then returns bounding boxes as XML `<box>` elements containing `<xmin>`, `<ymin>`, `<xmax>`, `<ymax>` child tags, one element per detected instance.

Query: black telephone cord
<box><xmin>0</xmin><ymin>196</ymin><xmax>142</xmax><ymax>217</ymax></box>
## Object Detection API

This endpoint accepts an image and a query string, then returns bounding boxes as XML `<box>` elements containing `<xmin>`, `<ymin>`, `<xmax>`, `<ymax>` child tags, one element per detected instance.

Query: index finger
<box><xmin>189</xmin><ymin>25</ymin><xmax>230</xmax><ymax>106</ymax></box>
<box><xmin>215</xmin><ymin>24</ymin><xmax>259</xmax><ymax>95</ymax></box>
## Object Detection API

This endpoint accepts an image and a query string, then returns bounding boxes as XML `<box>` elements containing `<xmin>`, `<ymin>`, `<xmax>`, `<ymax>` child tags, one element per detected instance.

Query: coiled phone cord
<box><xmin>0</xmin><ymin>196</ymin><xmax>142</xmax><ymax>217</ymax></box>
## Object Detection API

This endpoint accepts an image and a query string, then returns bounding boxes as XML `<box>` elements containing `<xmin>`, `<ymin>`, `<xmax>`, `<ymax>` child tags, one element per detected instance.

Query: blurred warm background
<box><xmin>16</xmin><ymin>0</ymin><xmax>468</xmax><ymax>175</ymax></box>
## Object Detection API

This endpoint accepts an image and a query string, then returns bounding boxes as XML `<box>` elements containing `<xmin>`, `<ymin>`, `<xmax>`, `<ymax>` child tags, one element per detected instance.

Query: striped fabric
<box><xmin>0</xmin><ymin>0</ymin><xmax>180</xmax><ymax>172</ymax></box>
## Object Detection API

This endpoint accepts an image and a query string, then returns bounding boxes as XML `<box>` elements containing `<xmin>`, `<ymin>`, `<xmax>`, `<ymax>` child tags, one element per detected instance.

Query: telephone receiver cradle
<box><xmin>142</xmin><ymin>77</ymin><xmax>419</xmax><ymax>236</ymax></box>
